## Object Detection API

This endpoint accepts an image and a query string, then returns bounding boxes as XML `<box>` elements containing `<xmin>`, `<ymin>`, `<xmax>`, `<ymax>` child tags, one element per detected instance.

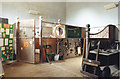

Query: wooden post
<box><xmin>81</xmin><ymin>38</ymin><xmax>86</xmax><ymax>70</ymax></box>
<box><xmin>16</xmin><ymin>17</ymin><xmax>19</xmax><ymax>61</ymax></box>
<box><xmin>83</xmin><ymin>24</ymin><xmax>90</xmax><ymax>71</ymax></box>
<box><xmin>33</xmin><ymin>19</ymin><xmax>36</xmax><ymax>63</ymax></box>
<box><xmin>39</xmin><ymin>16</ymin><xmax>43</xmax><ymax>62</ymax></box>
<box><xmin>85</xmin><ymin>24</ymin><xmax>90</xmax><ymax>58</ymax></box>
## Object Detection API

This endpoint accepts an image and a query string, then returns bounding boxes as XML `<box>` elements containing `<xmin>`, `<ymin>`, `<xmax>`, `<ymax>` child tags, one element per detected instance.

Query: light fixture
<box><xmin>28</xmin><ymin>10</ymin><xmax>41</xmax><ymax>15</ymax></box>
<box><xmin>104</xmin><ymin>3</ymin><xmax>119</xmax><ymax>10</ymax></box>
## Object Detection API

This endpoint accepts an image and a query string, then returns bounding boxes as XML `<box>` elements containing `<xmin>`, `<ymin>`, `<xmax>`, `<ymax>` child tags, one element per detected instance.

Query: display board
<box><xmin>0</xmin><ymin>23</ymin><xmax>13</xmax><ymax>61</ymax></box>
<box><xmin>65</xmin><ymin>25</ymin><xmax>82</xmax><ymax>38</ymax></box>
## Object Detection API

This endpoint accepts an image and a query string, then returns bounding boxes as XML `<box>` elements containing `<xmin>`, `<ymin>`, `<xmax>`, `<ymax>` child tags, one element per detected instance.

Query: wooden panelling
<box><xmin>35</xmin><ymin>38</ymin><xmax>57</xmax><ymax>62</ymax></box>
<box><xmin>42</xmin><ymin>38</ymin><xmax>57</xmax><ymax>62</ymax></box>
<box><xmin>89</xmin><ymin>25</ymin><xmax>119</xmax><ymax>50</ymax></box>
<box><xmin>81</xmin><ymin>27</ymin><xmax>86</xmax><ymax>38</ymax></box>
<box><xmin>35</xmin><ymin>38</ymin><xmax>39</xmax><ymax>49</ymax></box>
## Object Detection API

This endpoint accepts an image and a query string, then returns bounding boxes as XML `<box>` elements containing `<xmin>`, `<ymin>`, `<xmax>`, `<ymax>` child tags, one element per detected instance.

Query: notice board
<box><xmin>0</xmin><ymin>23</ymin><xmax>13</xmax><ymax>61</ymax></box>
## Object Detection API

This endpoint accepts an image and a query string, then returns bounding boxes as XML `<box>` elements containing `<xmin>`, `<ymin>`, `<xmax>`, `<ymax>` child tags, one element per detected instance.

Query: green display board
<box><xmin>0</xmin><ymin>23</ymin><xmax>13</xmax><ymax>61</ymax></box>
<box><xmin>65</xmin><ymin>25</ymin><xmax>82</xmax><ymax>38</ymax></box>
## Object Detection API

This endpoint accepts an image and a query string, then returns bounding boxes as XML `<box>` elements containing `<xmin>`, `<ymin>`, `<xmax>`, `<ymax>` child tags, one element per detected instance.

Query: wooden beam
<box><xmin>42</xmin><ymin>20</ymin><xmax>84</xmax><ymax>28</ymax></box>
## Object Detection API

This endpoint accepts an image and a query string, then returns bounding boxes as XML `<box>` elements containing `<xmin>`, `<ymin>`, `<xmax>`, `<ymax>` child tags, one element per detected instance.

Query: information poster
<box><xmin>10</xmin><ymin>34</ymin><xmax>13</xmax><ymax>38</ymax></box>
<box><xmin>0</xmin><ymin>33</ymin><xmax>2</xmax><ymax>38</ymax></box>
<box><xmin>5</xmin><ymin>38</ymin><xmax>8</xmax><ymax>45</ymax></box>
<box><xmin>6</xmin><ymin>29</ymin><xmax>9</xmax><ymax>35</ymax></box>
<box><xmin>24</xmin><ymin>42</ymin><xmax>29</xmax><ymax>47</ymax></box>
<box><xmin>0</xmin><ymin>38</ymin><xmax>3</xmax><ymax>46</ymax></box>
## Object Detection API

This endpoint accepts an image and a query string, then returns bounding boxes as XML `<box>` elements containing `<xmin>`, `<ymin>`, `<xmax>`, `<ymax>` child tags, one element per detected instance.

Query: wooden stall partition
<box><xmin>41</xmin><ymin>38</ymin><xmax>57</xmax><ymax>62</ymax></box>
<box><xmin>35</xmin><ymin>38</ymin><xmax>40</xmax><ymax>63</ymax></box>
<box><xmin>35</xmin><ymin>38</ymin><xmax>40</xmax><ymax>49</ymax></box>
<box><xmin>38</xmin><ymin>16</ymin><xmax>86</xmax><ymax>62</ymax></box>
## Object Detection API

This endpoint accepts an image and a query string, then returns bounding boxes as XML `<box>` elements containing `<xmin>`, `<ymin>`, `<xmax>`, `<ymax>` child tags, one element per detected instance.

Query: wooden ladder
<box><xmin>81</xmin><ymin>41</ymin><xmax>101</xmax><ymax>77</ymax></box>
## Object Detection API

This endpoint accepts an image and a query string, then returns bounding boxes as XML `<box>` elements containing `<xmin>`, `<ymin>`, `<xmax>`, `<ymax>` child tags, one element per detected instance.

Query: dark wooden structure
<box><xmin>81</xmin><ymin>24</ymin><xmax>119</xmax><ymax>77</ymax></box>
<box><xmin>39</xmin><ymin>16</ymin><xmax>86</xmax><ymax>62</ymax></box>
<box><xmin>89</xmin><ymin>25</ymin><xmax>119</xmax><ymax>50</ymax></box>
<box><xmin>89</xmin><ymin>24</ymin><xmax>119</xmax><ymax>66</ymax></box>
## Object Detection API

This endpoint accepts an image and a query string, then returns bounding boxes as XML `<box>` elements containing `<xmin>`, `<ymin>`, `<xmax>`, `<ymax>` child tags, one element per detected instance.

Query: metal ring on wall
<box><xmin>54</xmin><ymin>25</ymin><xmax>65</xmax><ymax>38</ymax></box>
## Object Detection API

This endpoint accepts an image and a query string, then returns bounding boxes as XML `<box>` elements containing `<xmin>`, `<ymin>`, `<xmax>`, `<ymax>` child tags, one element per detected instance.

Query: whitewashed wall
<box><xmin>0</xmin><ymin>2</ymin><xmax>2</xmax><ymax>16</ymax></box>
<box><xmin>1</xmin><ymin>2</ymin><xmax>66</xmax><ymax>26</ymax></box>
<box><xmin>66</xmin><ymin>2</ymin><xmax>118</xmax><ymax>33</ymax></box>
<box><xmin>1</xmin><ymin>2</ymin><xmax>119</xmax><ymax>40</ymax></box>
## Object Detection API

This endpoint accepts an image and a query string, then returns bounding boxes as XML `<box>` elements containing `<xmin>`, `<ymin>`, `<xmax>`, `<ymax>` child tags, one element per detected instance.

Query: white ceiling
<box><xmin>1</xmin><ymin>0</ymin><xmax>119</xmax><ymax>2</ymax></box>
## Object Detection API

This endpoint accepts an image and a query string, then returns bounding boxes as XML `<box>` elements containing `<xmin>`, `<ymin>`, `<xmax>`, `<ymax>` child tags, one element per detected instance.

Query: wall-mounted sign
<box><xmin>24</xmin><ymin>42</ymin><xmax>29</xmax><ymax>47</ymax></box>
